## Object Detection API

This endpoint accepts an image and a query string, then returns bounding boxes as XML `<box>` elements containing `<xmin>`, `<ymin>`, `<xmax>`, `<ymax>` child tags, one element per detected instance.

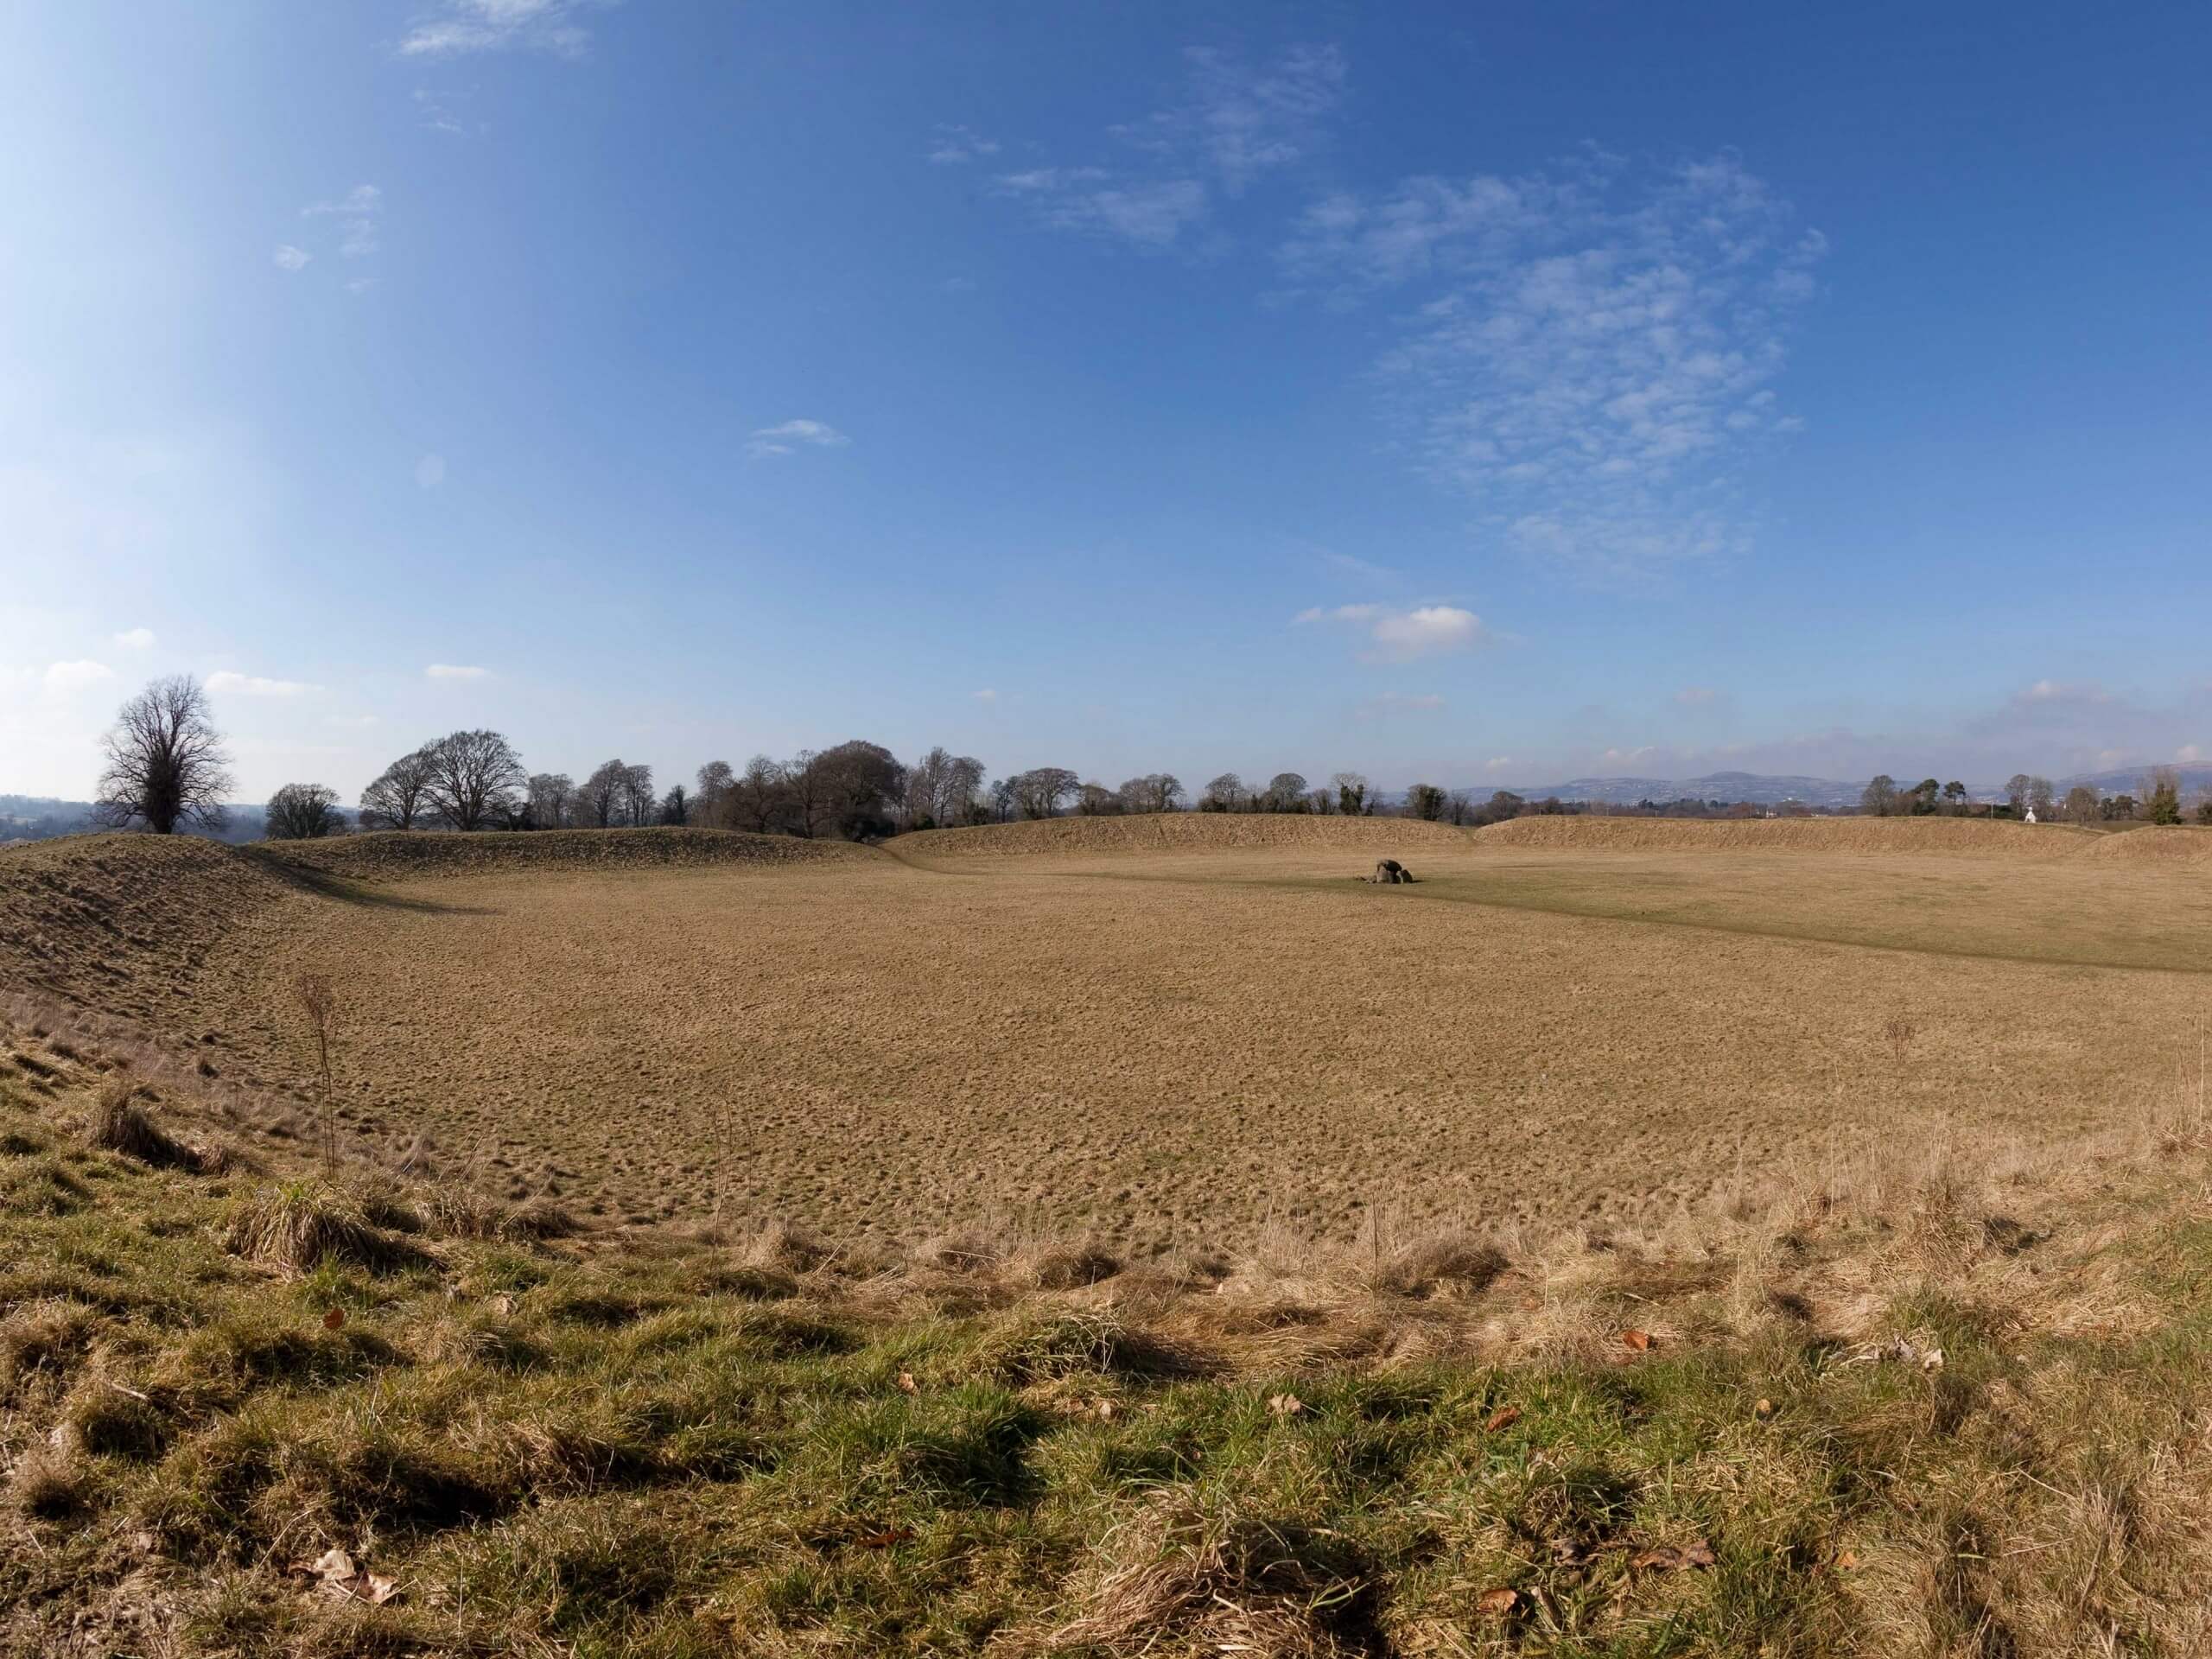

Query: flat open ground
<box><xmin>9</xmin><ymin>818</ymin><xmax>2210</xmax><ymax>1248</ymax></box>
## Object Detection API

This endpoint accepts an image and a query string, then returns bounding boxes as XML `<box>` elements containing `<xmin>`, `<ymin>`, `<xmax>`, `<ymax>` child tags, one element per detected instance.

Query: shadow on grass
<box><xmin>238</xmin><ymin>847</ymin><xmax>494</xmax><ymax>916</ymax></box>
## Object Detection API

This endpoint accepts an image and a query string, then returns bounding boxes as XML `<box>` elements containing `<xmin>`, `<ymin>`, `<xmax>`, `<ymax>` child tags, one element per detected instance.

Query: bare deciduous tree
<box><xmin>1075</xmin><ymin>781</ymin><xmax>1120</xmax><ymax>815</ymax></box>
<box><xmin>805</xmin><ymin>741</ymin><xmax>906</xmax><ymax>838</ymax></box>
<box><xmin>1008</xmin><ymin>766</ymin><xmax>1079</xmax><ymax>820</ymax></box>
<box><xmin>729</xmin><ymin>754</ymin><xmax>789</xmax><ymax>833</ymax></box>
<box><xmin>1263</xmin><ymin>772</ymin><xmax>1309</xmax><ymax>813</ymax></box>
<box><xmin>620</xmin><ymin>762</ymin><xmax>656</xmax><ymax>827</ymax></box>
<box><xmin>526</xmin><ymin>772</ymin><xmax>575</xmax><ymax>830</ymax></box>
<box><xmin>659</xmin><ymin>783</ymin><xmax>689</xmax><ymax>825</ymax></box>
<box><xmin>1201</xmin><ymin>772</ymin><xmax>1246</xmax><ymax>813</ymax></box>
<box><xmin>694</xmin><ymin>760</ymin><xmax>735</xmax><ymax>823</ymax></box>
<box><xmin>422</xmin><ymin>729</ymin><xmax>526</xmax><ymax>831</ymax></box>
<box><xmin>359</xmin><ymin>748</ymin><xmax>435</xmax><ymax>830</ymax></box>
<box><xmin>92</xmin><ymin>675</ymin><xmax>234</xmax><ymax>835</ymax></box>
<box><xmin>580</xmin><ymin>760</ymin><xmax>627</xmax><ymax>828</ymax></box>
<box><xmin>264</xmin><ymin>782</ymin><xmax>344</xmax><ymax>840</ymax></box>
<box><xmin>1115</xmin><ymin>772</ymin><xmax>1185</xmax><ymax>815</ymax></box>
<box><xmin>943</xmin><ymin>754</ymin><xmax>988</xmax><ymax>824</ymax></box>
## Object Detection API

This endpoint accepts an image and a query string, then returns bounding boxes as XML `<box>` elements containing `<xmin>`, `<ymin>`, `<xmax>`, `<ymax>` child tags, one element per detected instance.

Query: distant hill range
<box><xmin>0</xmin><ymin>795</ymin><xmax>269</xmax><ymax>845</ymax></box>
<box><xmin>1478</xmin><ymin>767</ymin><xmax>2212</xmax><ymax>809</ymax></box>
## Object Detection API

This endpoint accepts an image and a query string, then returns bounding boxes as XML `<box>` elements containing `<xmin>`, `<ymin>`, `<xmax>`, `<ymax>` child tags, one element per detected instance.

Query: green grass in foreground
<box><xmin>5</xmin><ymin>1060</ymin><xmax>2212</xmax><ymax>1656</ymax></box>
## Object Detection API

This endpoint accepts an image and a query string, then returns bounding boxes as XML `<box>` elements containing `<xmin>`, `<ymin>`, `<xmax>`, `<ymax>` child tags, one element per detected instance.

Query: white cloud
<box><xmin>1287</xmin><ymin>153</ymin><xmax>1825</xmax><ymax>587</ymax></box>
<box><xmin>414</xmin><ymin>87</ymin><xmax>468</xmax><ymax>134</ymax></box>
<box><xmin>426</xmin><ymin>663</ymin><xmax>493</xmax><ymax>680</ymax></box>
<box><xmin>1484</xmin><ymin>756</ymin><xmax>1515</xmax><ymax>772</ymax></box>
<box><xmin>992</xmin><ymin>168</ymin><xmax>1205</xmax><ymax>250</ymax></box>
<box><xmin>927</xmin><ymin>124</ymin><xmax>1001</xmax><ymax>165</ymax></box>
<box><xmin>42</xmin><ymin>659</ymin><xmax>113</xmax><ymax>694</ymax></box>
<box><xmin>114</xmin><ymin>626</ymin><xmax>156</xmax><ymax>649</ymax></box>
<box><xmin>207</xmin><ymin>670</ymin><xmax>319</xmax><ymax>698</ymax></box>
<box><xmin>301</xmin><ymin>184</ymin><xmax>383</xmax><ymax>261</ymax></box>
<box><xmin>991</xmin><ymin>44</ymin><xmax>1344</xmax><ymax>251</ymax></box>
<box><xmin>1116</xmin><ymin>44</ymin><xmax>1347</xmax><ymax>194</ymax></box>
<box><xmin>973</xmin><ymin>688</ymin><xmax>998</xmax><ymax>702</ymax></box>
<box><xmin>1294</xmin><ymin>601</ymin><xmax>1487</xmax><ymax>662</ymax></box>
<box><xmin>1675</xmin><ymin>685</ymin><xmax>1719</xmax><ymax>706</ymax></box>
<box><xmin>416</xmin><ymin>454</ymin><xmax>447</xmax><ymax>489</ymax></box>
<box><xmin>2178</xmin><ymin>745</ymin><xmax>2205</xmax><ymax>764</ymax></box>
<box><xmin>747</xmin><ymin>419</ymin><xmax>849</xmax><ymax>460</ymax></box>
<box><xmin>273</xmin><ymin>245</ymin><xmax>312</xmax><ymax>272</ymax></box>
<box><xmin>399</xmin><ymin>0</ymin><xmax>592</xmax><ymax>58</ymax></box>
<box><xmin>1371</xmin><ymin>606</ymin><xmax>1484</xmax><ymax>661</ymax></box>
<box><xmin>1045</xmin><ymin>180</ymin><xmax>1209</xmax><ymax>249</ymax></box>
<box><xmin>345</xmin><ymin>277</ymin><xmax>378</xmax><ymax>296</ymax></box>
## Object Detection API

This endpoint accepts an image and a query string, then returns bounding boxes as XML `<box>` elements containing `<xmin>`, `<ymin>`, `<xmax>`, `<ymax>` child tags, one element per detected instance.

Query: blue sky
<box><xmin>3</xmin><ymin>1</ymin><xmax>2209</xmax><ymax>799</ymax></box>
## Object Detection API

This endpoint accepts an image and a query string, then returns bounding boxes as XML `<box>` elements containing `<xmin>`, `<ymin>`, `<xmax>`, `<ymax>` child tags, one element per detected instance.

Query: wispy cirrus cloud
<box><xmin>926</xmin><ymin>124</ymin><xmax>1000</xmax><ymax>165</ymax></box>
<box><xmin>747</xmin><ymin>419</ymin><xmax>849</xmax><ymax>460</ymax></box>
<box><xmin>426</xmin><ymin>663</ymin><xmax>493</xmax><ymax>681</ymax></box>
<box><xmin>1115</xmin><ymin>43</ymin><xmax>1346</xmax><ymax>194</ymax></box>
<box><xmin>1285</xmin><ymin>152</ymin><xmax>1825</xmax><ymax>588</ymax></box>
<box><xmin>1294</xmin><ymin>601</ymin><xmax>1488</xmax><ymax>663</ymax></box>
<box><xmin>992</xmin><ymin>42</ymin><xmax>1345</xmax><ymax>251</ymax></box>
<box><xmin>399</xmin><ymin>0</ymin><xmax>595</xmax><ymax>59</ymax></box>
<box><xmin>303</xmin><ymin>184</ymin><xmax>384</xmax><ymax>259</ymax></box>
<box><xmin>114</xmin><ymin>626</ymin><xmax>156</xmax><ymax>649</ymax></box>
<box><xmin>273</xmin><ymin>245</ymin><xmax>312</xmax><ymax>272</ymax></box>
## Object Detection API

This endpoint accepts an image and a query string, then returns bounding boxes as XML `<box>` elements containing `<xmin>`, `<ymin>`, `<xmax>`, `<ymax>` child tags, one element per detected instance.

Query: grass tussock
<box><xmin>1006</xmin><ymin>1490</ymin><xmax>1376</xmax><ymax>1657</ymax></box>
<box><xmin>85</xmin><ymin>1077</ymin><xmax>206</xmax><ymax>1172</ymax></box>
<box><xmin>222</xmin><ymin>1182</ymin><xmax>430</xmax><ymax>1276</ymax></box>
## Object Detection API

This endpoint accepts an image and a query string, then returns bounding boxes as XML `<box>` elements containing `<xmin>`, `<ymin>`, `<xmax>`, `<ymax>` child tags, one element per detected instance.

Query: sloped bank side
<box><xmin>897</xmin><ymin>812</ymin><xmax>1471</xmax><ymax>860</ymax></box>
<box><xmin>270</xmin><ymin>825</ymin><xmax>876</xmax><ymax>881</ymax></box>
<box><xmin>1471</xmin><ymin>815</ymin><xmax>2093</xmax><ymax>859</ymax></box>
<box><xmin>0</xmin><ymin>834</ymin><xmax>296</xmax><ymax>1016</ymax></box>
<box><xmin>2079</xmin><ymin>825</ymin><xmax>2212</xmax><ymax>864</ymax></box>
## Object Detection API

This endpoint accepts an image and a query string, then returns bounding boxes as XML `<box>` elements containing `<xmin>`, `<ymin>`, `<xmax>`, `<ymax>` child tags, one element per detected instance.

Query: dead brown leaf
<box><xmin>1484</xmin><ymin>1404</ymin><xmax>1522</xmax><ymax>1433</ymax></box>
<box><xmin>1630</xmin><ymin>1540</ymin><xmax>1715</xmax><ymax>1573</ymax></box>
<box><xmin>291</xmin><ymin>1546</ymin><xmax>401</xmax><ymax>1605</ymax></box>
<box><xmin>1267</xmin><ymin>1392</ymin><xmax>1305</xmax><ymax>1417</ymax></box>
<box><xmin>895</xmin><ymin>1370</ymin><xmax>918</xmax><ymax>1395</ymax></box>
<box><xmin>1621</xmin><ymin>1329</ymin><xmax>1653</xmax><ymax>1352</ymax></box>
<box><xmin>322</xmin><ymin>1307</ymin><xmax>346</xmax><ymax>1331</ymax></box>
<box><xmin>1476</xmin><ymin>1586</ymin><xmax>1518</xmax><ymax>1617</ymax></box>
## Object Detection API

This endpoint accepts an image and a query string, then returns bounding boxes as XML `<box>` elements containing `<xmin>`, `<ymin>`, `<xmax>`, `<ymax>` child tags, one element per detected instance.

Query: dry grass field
<box><xmin>5</xmin><ymin>817</ymin><xmax>2207</xmax><ymax>1249</ymax></box>
<box><xmin>9</xmin><ymin>817</ymin><xmax>2212</xmax><ymax>1655</ymax></box>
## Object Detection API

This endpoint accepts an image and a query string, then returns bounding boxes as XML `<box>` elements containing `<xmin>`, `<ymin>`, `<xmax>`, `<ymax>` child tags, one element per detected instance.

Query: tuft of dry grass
<box><xmin>416</xmin><ymin>1186</ymin><xmax>582</xmax><ymax>1243</ymax></box>
<box><xmin>1004</xmin><ymin>1490</ymin><xmax>1373</xmax><ymax>1658</ymax></box>
<box><xmin>222</xmin><ymin>1182</ymin><xmax>429</xmax><ymax>1276</ymax></box>
<box><xmin>8</xmin><ymin>1443</ymin><xmax>86</xmax><ymax>1520</ymax></box>
<box><xmin>84</xmin><ymin>1077</ymin><xmax>204</xmax><ymax>1172</ymax></box>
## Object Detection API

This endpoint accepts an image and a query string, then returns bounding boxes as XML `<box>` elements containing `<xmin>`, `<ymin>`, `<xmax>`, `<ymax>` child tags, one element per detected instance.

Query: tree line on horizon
<box><xmin>1858</xmin><ymin>769</ymin><xmax>2203</xmax><ymax>826</ymax></box>
<box><xmin>60</xmin><ymin>674</ymin><xmax>2212</xmax><ymax>843</ymax></box>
